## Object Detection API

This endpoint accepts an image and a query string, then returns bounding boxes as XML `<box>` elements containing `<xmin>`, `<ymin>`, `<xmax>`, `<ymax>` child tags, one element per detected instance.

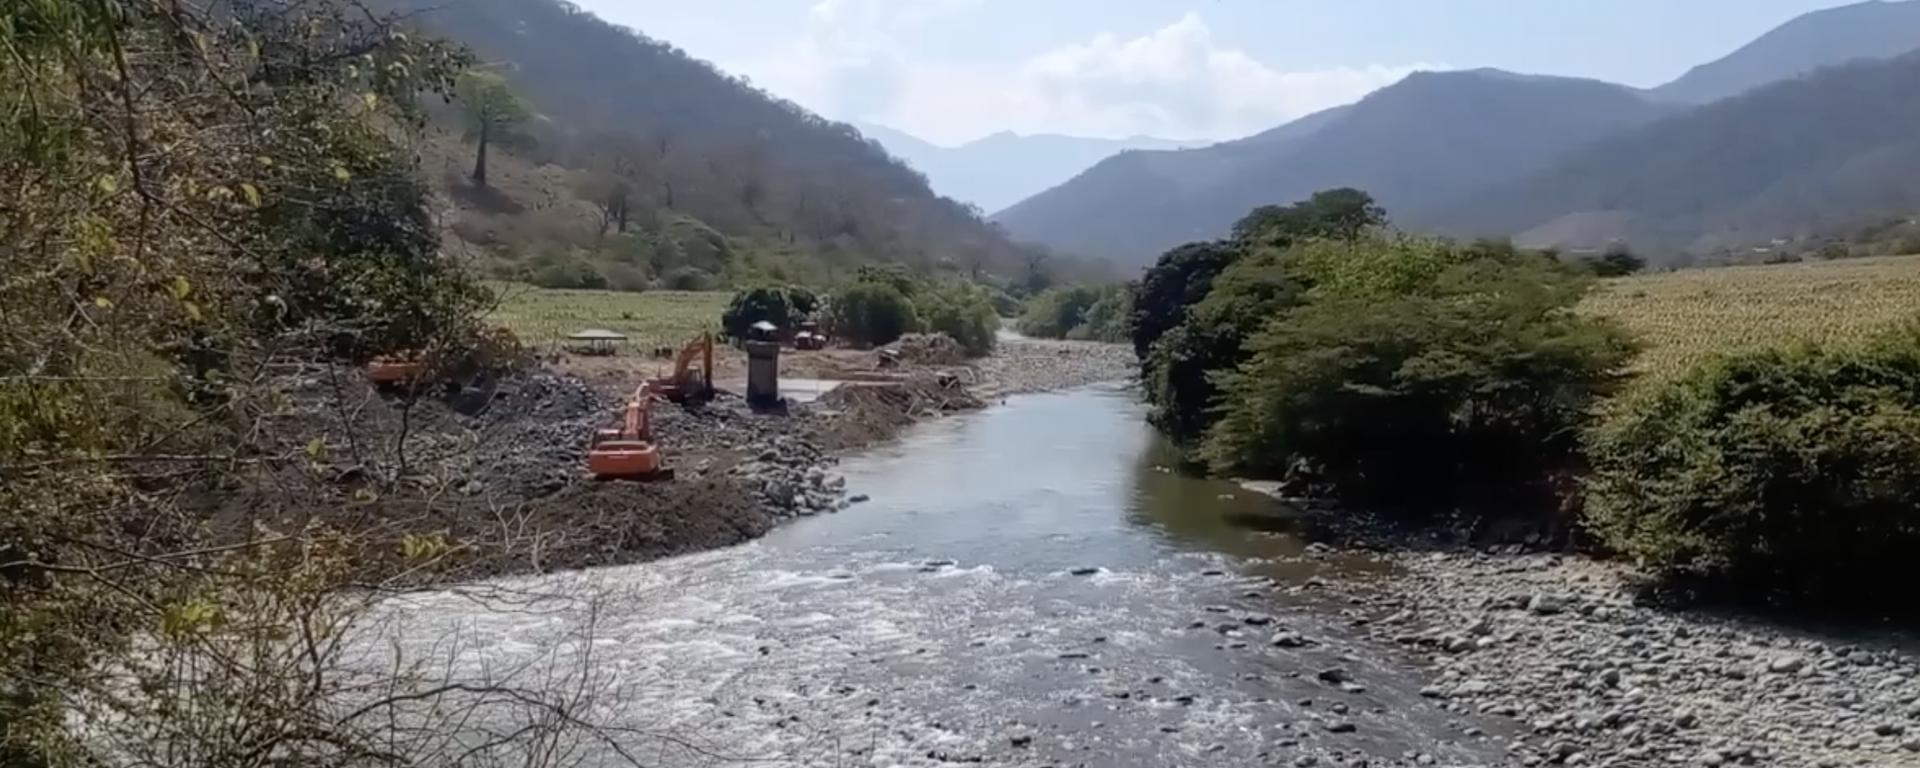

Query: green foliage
<box><xmin>721</xmin><ymin>285</ymin><xmax>813</xmax><ymax>339</ymax></box>
<box><xmin>455</xmin><ymin>71</ymin><xmax>534</xmax><ymax>186</ymax></box>
<box><xmin>1016</xmin><ymin>283</ymin><xmax>1130</xmax><ymax>341</ymax></box>
<box><xmin>1584</xmin><ymin>327</ymin><xmax>1920</xmax><ymax>600</ymax></box>
<box><xmin>1231</xmin><ymin>188</ymin><xmax>1387</xmax><ymax>247</ymax></box>
<box><xmin>916</xmin><ymin>283</ymin><xmax>1000</xmax><ymax>357</ymax></box>
<box><xmin>833</xmin><ymin>282</ymin><xmax>918</xmax><ymax>347</ymax></box>
<box><xmin>1142</xmin><ymin>245</ymin><xmax>1311</xmax><ymax>445</ymax></box>
<box><xmin>1132</xmin><ymin>241</ymin><xmax>1241</xmax><ymax>358</ymax></box>
<box><xmin>1200</xmin><ymin>246</ymin><xmax>1635</xmax><ymax>507</ymax></box>
<box><xmin>527</xmin><ymin>252</ymin><xmax>609</xmax><ymax>290</ymax></box>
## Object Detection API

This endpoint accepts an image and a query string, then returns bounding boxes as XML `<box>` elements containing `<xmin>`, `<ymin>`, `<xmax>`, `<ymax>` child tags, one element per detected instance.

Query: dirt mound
<box><xmin>814</xmin><ymin>378</ymin><xmax>982</xmax><ymax>450</ymax></box>
<box><xmin>887</xmin><ymin>333</ymin><xmax>966</xmax><ymax>366</ymax></box>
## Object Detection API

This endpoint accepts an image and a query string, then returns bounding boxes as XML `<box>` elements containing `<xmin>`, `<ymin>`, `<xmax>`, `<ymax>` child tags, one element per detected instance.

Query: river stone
<box><xmin>1769</xmin><ymin>655</ymin><xmax>1807</xmax><ymax>674</ymax></box>
<box><xmin>1271</xmin><ymin>632</ymin><xmax>1308</xmax><ymax>648</ymax></box>
<box><xmin>1527</xmin><ymin>593</ymin><xmax>1569</xmax><ymax>615</ymax></box>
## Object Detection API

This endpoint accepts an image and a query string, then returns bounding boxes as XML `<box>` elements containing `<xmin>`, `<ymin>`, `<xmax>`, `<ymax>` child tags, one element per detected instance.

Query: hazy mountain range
<box><xmin>854</xmin><ymin>124</ymin><xmax>1204</xmax><ymax>214</ymax></box>
<box><xmin>990</xmin><ymin>0</ymin><xmax>1920</xmax><ymax>267</ymax></box>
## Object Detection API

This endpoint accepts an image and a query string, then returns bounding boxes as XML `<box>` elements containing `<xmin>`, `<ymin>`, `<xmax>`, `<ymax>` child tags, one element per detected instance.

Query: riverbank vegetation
<box><xmin>1135</xmin><ymin>189</ymin><xmax>1920</xmax><ymax>608</ymax></box>
<box><xmin>0</xmin><ymin>0</ymin><xmax>631</xmax><ymax>762</ymax></box>
<box><xmin>1017</xmin><ymin>284</ymin><xmax>1135</xmax><ymax>342</ymax></box>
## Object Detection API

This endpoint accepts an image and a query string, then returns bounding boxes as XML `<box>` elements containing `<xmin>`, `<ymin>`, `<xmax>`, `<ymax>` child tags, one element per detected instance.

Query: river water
<box><xmin>381</xmin><ymin>386</ymin><xmax>1506</xmax><ymax>767</ymax></box>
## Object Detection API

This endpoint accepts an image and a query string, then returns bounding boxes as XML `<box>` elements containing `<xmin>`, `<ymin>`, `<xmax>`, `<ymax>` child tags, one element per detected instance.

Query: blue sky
<box><xmin>568</xmin><ymin>0</ymin><xmax>1854</xmax><ymax>144</ymax></box>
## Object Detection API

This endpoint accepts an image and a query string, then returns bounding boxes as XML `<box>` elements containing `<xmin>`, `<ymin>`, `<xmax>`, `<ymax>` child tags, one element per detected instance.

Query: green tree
<box><xmin>833</xmin><ymin>283</ymin><xmax>918</xmax><ymax>347</ymax></box>
<box><xmin>1131</xmin><ymin>241</ymin><xmax>1240</xmax><ymax>358</ymax></box>
<box><xmin>1201</xmin><ymin>243</ymin><xmax>1634</xmax><ymax>508</ymax></box>
<box><xmin>456</xmin><ymin>71</ymin><xmax>533</xmax><ymax>187</ymax></box>
<box><xmin>917</xmin><ymin>283</ymin><xmax>999</xmax><ymax>357</ymax></box>
<box><xmin>1232</xmin><ymin>187</ymin><xmax>1386</xmax><ymax>246</ymax></box>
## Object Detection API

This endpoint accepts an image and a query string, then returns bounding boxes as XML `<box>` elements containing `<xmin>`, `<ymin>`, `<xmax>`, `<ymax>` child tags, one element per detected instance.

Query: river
<box><xmin>380</xmin><ymin>386</ymin><xmax>1508</xmax><ymax>767</ymax></box>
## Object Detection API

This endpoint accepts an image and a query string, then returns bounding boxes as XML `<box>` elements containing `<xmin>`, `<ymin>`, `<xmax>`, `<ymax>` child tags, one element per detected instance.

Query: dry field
<box><xmin>1580</xmin><ymin>254</ymin><xmax>1920</xmax><ymax>377</ymax></box>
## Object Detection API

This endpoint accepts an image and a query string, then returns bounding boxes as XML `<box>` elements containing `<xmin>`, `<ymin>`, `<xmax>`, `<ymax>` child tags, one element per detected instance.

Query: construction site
<box><xmin>236</xmin><ymin>327</ymin><xmax>1132</xmax><ymax>581</ymax></box>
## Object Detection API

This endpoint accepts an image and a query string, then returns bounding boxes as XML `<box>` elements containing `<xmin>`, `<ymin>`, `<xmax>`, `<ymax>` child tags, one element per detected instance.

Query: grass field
<box><xmin>488</xmin><ymin>284</ymin><xmax>729</xmax><ymax>352</ymax></box>
<box><xmin>1581</xmin><ymin>254</ymin><xmax>1920</xmax><ymax>377</ymax></box>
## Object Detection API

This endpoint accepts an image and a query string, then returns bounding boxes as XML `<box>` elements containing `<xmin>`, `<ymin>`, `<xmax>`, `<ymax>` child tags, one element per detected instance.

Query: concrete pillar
<box><xmin>745</xmin><ymin>340</ymin><xmax>780</xmax><ymax>407</ymax></box>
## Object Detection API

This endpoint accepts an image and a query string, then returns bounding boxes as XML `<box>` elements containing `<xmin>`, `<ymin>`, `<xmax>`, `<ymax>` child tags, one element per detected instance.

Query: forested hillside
<box><xmin>994</xmin><ymin>71</ymin><xmax>1670</xmax><ymax>267</ymax></box>
<box><xmin>1648</xmin><ymin>0</ymin><xmax>1920</xmax><ymax>104</ymax></box>
<box><xmin>381</xmin><ymin>0</ymin><xmax>1042</xmax><ymax>289</ymax></box>
<box><xmin>1450</xmin><ymin>51</ymin><xmax>1920</xmax><ymax>257</ymax></box>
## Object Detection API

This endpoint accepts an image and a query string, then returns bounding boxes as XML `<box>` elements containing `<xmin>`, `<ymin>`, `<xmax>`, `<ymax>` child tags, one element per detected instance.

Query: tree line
<box><xmin>1129</xmin><ymin>188</ymin><xmax>1920</xmax><ymax>615</ymax></box>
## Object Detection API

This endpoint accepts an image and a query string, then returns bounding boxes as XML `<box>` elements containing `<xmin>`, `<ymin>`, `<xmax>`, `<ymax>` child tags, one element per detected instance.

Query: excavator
<box><xmin>367</xmin><ymin>355</ymin><xmax>427</xmax><ymax>389</ymax></box>
<box><xmin>647</xmin><ymin>332</ymin><xmax>714</xmax><ymax>402</ymax></box>
<box><xmin>586</xmin><ymin>383</ymin><xmax>672</xmax><ymax>480</ymax></box>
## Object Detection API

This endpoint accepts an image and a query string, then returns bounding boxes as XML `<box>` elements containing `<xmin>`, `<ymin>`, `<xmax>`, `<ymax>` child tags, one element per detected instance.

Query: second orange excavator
<box><xmin>648</xmin><ymin>332</ymin><xmax>714</xmax><ymax>403</ymax></box>
<box><xmin>586</xmin><ymin>383</ymin><xmax>671</xmax><ymax>480</ymax></box>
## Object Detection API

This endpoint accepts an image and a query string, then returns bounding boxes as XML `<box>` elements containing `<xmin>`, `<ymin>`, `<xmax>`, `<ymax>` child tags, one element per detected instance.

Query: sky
<box><xmin>566</xmin><ymin>0</ymin><xmax>1856</xmax><ymax>146</ymax></box>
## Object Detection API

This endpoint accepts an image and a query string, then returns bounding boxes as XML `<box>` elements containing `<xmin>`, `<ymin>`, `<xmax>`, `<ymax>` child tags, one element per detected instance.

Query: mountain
<box><xmin>1448</xmin><ymin>51</ymin><xmax>1920</xmax><ymax>256</ymax></box>
<box><xmin>1650</xmin><ymin>0</ymin><xmax>1920</xmax><ymax>104</ymax></box>
<box><xmin>993</xmin><ymin>71</ymin><xmax>1673</xmax><ymax>267</ymax></box>
<box><xmin>381</xmin><ymin>0</ymin><xmax>1035</xmax><ymax>287</ymax></box>
<box><xmin>855</xmin><ymin>125</ymin><xmax>1204</xmax><ymax>214</ymax></box>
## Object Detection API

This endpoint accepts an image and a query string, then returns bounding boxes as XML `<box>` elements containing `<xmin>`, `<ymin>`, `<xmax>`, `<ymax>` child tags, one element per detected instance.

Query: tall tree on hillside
<box><xmin>456</xmin><ymin>71</ymin><xmax>532</xmax><ymax>187</ymax></box>
<box><xmin>1233</xmin><ymin>188</ymin><xmax>1386</xmax><ymax>246</ymax></box>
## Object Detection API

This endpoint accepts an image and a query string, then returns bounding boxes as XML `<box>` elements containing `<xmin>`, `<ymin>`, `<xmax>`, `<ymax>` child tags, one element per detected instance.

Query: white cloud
<box><xmin>734</xmin><ymin>8</ymin><xmax>1426</xmax><ymax>145</ymax></box>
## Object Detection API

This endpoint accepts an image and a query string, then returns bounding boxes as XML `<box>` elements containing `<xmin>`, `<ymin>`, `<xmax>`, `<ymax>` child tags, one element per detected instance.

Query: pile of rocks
<box><xmin>1318</xmin><ymin>551</ymin><xmax>1920</xmax><ymax>767</ymax></box>
<box><xmin>727</xmin><ymin>435</ymin><xmax>857</xmax><ymax>517</ymax></box>
<box><xmin>972</xmin><ymin>337</ymin><xmax>1135</xmax><ymax>397</ymax></box>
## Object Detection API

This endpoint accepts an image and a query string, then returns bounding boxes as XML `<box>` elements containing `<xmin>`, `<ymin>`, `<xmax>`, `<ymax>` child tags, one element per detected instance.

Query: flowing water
<box><xmin>381</xmin><ymin>386</ymin><xmax>1505</xmax><ymax>766</ymax></box>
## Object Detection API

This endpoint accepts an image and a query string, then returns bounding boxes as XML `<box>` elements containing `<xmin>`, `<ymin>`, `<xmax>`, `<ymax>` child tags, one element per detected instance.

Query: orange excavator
<box><xmin>587</xmin><ymin>383</ymin><xmax>672</xmax><ymax>480</ymax></box>
<box><xmin>647</xmin><ymin>332</ymin><xmax>714</xmax><ymax>402</ymax></box>
<box><xmin>367</xmin><ymin>355</ymin><xmax>427</xmax><ymax>389</ymax></box>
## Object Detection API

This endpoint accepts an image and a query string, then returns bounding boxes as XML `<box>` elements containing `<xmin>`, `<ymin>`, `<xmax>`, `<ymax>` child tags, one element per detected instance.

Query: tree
<box><xmin>1200</xmin><ymin>242</ymin><xmax>1634</xmax><ymax>509</ymax></box>
<box><xmin>1232</xmin><ymin>187</ymin><xmax>1386</xmax><ymax>246</ymax></box>
<box><xmin>1131</xmin><ymin>241</ymin><xmax>1240</xmax><ymax>358</ymax></box>
<box><xmin>456</xmin><ymin>71</ymin><xmax>533</xmax><ymax>187</ymax></box>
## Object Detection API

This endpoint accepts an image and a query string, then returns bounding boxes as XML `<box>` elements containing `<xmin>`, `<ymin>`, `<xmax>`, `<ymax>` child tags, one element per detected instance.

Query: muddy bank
<box><xmin>1259</xmin><ymin>526</ymin><xmax>1920</xmax><ymax>767</ymax></box>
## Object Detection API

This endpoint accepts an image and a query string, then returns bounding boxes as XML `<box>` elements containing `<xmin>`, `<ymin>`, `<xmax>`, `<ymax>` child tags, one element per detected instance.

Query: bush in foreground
<box><xmin>1584</xmin><ymin>327</ymin><xmax>1920</xmax><ymax>600</ymax></box>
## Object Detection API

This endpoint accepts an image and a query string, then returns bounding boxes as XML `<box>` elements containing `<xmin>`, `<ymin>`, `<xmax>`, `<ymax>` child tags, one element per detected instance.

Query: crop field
<box><xmin>487</xmin><ymin>284</ymin><xmax>729</xmax><ymax>352</ymax></box>
<box><xmin>1580</xmin><ymin>254</ymin><xmax>1920</xmax><ymax>377</ymax></box>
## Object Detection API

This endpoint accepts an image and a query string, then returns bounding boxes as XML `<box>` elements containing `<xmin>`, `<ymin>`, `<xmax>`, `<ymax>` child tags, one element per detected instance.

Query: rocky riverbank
<box><xmin>1280</xmin><ymin>542</ymin><xmax>1920</xmax><ymax>767</ymax></box>
<box><xmin>244</xmin><ymin>337</ymin><xmax>1134</xmax><ymax>582</ymax></box>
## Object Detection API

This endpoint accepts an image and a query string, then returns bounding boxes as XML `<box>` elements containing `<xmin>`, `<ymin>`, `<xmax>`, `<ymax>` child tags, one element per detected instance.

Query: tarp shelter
<box><xmin>567</xmin><ymin>328</ymin><xmax>627</xmax><ymax>356</ymax></box>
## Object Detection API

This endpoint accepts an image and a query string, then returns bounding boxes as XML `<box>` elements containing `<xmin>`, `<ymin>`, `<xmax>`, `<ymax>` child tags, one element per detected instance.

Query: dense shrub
<box><xmin>528</xmin><ymin>254</ymin><xmax>608</xmax><ymax>290</ymax></box>
<box><xmin>1142</xmin><ymin>246</ymin><xmax>1310</xmax><ymax>444</ymax></box>
<box><xmin>722</xmin><ymin>285</ymin><xmax>806</xmax><ymax>339</ymax></box>
<box><xmin>1201</xmin><ymin>248</ymin><xmax>1635</xmax><ymax>507</ymax></box>
<box><xmin>916</xmin><ymin>283</ymin><xmax>999</xmax><ymax>357</ymax></box>
<box><xmin>833</xmin><ymin>282</ymin><xmax>918</xmax><ymax>347</ymax></box>
<box><xmin>658</xmin><ymin>266</ymin><xmax>715</xmax><ymax>291</ymax></box>
<box><xmin>1132</xmin><ymin>241</ymin><xmax>1240</xmax><ymax>358</ymax></box>
<box><xmin>1018</xmin><ymin>284</ymin><xmax>1129</xmax><ymax>340</ymax></box>
<box><xmin>1584</xmin><ymin>328</ymin><xmax>1920</xmax><ymax>600</ymax></box>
